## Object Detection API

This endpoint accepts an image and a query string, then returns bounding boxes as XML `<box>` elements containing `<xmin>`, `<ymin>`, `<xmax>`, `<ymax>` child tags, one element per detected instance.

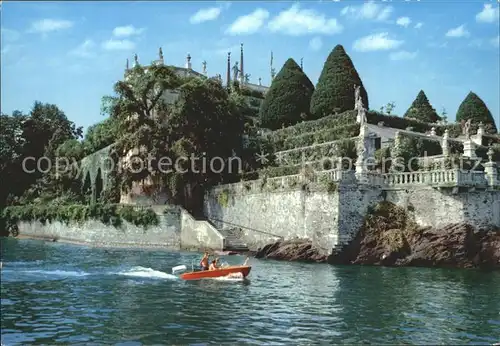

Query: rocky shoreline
<box><xmin>252</xmin><ymin>202</ymin><xmax>500</xmax><ymax>270</ymax></box>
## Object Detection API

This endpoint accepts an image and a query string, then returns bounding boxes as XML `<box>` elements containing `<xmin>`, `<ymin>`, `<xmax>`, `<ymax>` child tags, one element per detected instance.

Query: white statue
<box><xmin>354</xmin><ymin>84</ymin><xmax>367</xmax><ymax>125</ymax></box>
<box><xmin>463</xmin><ymin>119</ymin><xmax>472</xmax><ymax>139</ymax></box>
<box><xmin>232</xmin><ymin>61</ymin><xmax>240</xmax><ymax>81</ymax></box>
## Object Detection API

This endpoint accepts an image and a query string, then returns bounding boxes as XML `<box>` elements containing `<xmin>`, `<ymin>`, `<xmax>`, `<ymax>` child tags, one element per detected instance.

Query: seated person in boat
<box><xmin>209</xmin><ymin>258</ymin><xmax>219</xmax><ymax>270</ymax></box>
<box><xmin>200</xmin><ymin>252</ymin><xmax>209</xmax><ymax>271</ymax></box>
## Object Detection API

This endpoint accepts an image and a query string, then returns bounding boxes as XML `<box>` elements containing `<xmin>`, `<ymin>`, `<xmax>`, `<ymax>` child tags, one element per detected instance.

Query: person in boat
<box><xmin>200</xmin><ymin>252</ymin><xmax>209</xmax><ymax>271</ymax></box>
<box><xmin>209</xmin><ymin>258</ymin><xmax>219</xmax><ymax>270</ymax></box>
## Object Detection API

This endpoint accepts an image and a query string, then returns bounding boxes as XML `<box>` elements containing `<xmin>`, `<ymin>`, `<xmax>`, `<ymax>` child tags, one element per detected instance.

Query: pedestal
<box><xmin>463</xmin><ymin>139</ymin><xmax>476</xmax><ymax>159</ymax></box>
<box><xmin>484</xmin><ymin>162</ymin><xmax>498</xmax><ymax>186</ymax></box>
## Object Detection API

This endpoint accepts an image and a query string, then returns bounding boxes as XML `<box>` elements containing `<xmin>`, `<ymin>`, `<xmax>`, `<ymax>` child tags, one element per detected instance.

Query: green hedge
<box><xmin>367</xmin><ymin>112</ymin><xmax>462</xmax><ymax>137</ymax></box>
<box><xmin>1</xmin><ymin>203</ymin><xmax>159</xmax><ymax>232</ymax></box>
<box><xmin>240</xmin><ymin>87</ymin><xmax>265</xmax><ymax>99</ymax></box>
<box><xmin>476</xmin><ymin>145</ymin><xmax>500</xmax><ymax>161</ymax></box>
<box><xmin>269</xmin><ymin>110</ymin><xmax>357</xmax><ymax>138</ymax></box>
<box><xmin>271</xmin><ymin>123</ymin><xmax>360</xmax><ymax>152</ymax></box>
<box><xmin>397</xmin><ymin>134</ymin><xmax>443</xmax><ymax>157</ymax></box>
<box><xmin>275</xmin><ymin>139</ymin><xmax>357</xmax><ymax>165</ymax></box>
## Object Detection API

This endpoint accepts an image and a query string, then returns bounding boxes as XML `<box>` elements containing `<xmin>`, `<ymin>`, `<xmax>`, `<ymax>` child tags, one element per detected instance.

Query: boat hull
<box><xmin>180</xmin><ymin>265</ymin><xmax>251</xmax><ymax>280</ymax></box>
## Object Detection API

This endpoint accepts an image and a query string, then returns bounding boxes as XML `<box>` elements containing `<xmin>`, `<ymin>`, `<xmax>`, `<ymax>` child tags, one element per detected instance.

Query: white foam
<box><xmin>117</xmin><ymin>266</ymin><xmax>178</xmax><ymax>280</ymax></box>
<box><xmin>23</xmin><ymin>270</ymin><xmax>89</xmax><ymax>277</ymax></box>
<box><xmin>213</xmin><ymin>272</ymin><xmax>246</xmax><ymax>282</ymax></box>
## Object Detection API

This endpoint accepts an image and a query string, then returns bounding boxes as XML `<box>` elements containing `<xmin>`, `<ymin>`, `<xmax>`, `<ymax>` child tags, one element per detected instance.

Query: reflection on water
<box><xmin>1</xmin><ymin>238</ymin><xmax>499</xmax><ymax>345</ymax></box>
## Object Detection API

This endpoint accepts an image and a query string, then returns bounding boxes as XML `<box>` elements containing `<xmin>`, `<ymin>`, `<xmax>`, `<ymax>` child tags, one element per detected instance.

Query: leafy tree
<box><xmin>403</xmin><ymin>90</ymin><xmax>440</xmax><ymax>123</ymax></box>
<box><xmin>310</xmin><ymin>45</ymin><xmax>368</xmax><ymax>118</ymax></box>
<box><xmin>83</xmin><ymin>117</ymin><xmax>119</xmax><ymax>155</ymax></box>
<box><xmin>380</xmin><ymin>102</ymin><xmax>396</xmax><ymax>115</ymax></box>
<box><xmin>456</xmin><ymin>91</ymin><xmax>497</xmax><ymax>134</ymax></box>
<box><xmin>0</xmin><ymin>103</ymin><xmax>82</xmax><ymax>207</ymax></box>
<box><xmin>259</xmin><ymin>58</ymin><xmax>314</xmax><ymax>130</ymax></box>
<box><xmin>101</xmin><ymin>63</ymin><xmax>183</xmax><ymax>136</ymax></box>
<box><xmin>103</xmin><ymin>65</ymin><xmax>246</xmax><ymax>214</ymax></box>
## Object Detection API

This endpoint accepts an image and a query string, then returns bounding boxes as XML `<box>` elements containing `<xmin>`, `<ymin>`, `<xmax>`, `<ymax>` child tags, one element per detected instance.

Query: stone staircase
<box><xmin>218</xmin><ymin>227</ymin><xmax>249</xmax><ymax>252</ymax></box>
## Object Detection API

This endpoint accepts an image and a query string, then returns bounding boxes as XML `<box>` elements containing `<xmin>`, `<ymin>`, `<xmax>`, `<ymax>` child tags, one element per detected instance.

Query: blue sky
<box><xmin>1</xmin><ymin>1</ymin><xmax>499</xmax><ymax>133</ymax></box>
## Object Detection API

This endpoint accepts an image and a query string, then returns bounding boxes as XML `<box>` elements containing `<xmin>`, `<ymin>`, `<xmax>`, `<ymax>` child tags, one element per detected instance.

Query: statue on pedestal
<box><xmin>354</xmin><ymin>84</ymin><xmax>367</xmax><ymax>125</ymax></box>
<box><xmin>463</xmin><ymin>119</ymin><xmax>472</xmax><ymax>139</ymax></box>
<box><xmin>232</xmin><ymin>61</ymin><xmax>240</xmax><ymax>82</ymax></box>
<box><xmin>244</xmin><ymin>73</ymin><xmax>251</xmax><ymax>83</ymax></box>
<box><xmin>202</xmin><ymin>60</ymin><xmax>207</xmax><ymax>75</ymax></box>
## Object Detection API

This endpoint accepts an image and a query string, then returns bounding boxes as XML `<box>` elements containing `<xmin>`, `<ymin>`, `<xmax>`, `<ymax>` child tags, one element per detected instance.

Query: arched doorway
<box><xmin>95</xmin><ymin>168</ymin><xmax>103</xmax><ymax>202</ymax></box>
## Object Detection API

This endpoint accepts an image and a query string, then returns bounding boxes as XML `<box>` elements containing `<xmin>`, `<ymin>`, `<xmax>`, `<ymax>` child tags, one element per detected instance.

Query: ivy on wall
<box><xmin>1</xmin><ymin>203</ymin><xmax>159</xmax><ymax>234</ymax></box>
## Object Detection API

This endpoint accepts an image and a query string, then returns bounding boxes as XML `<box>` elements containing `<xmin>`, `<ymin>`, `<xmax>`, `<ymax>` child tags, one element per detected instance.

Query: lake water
<box><xmin>1</xmin><ymin>237</ymin><xmax>499</xmax><ymax>345</ymax></box>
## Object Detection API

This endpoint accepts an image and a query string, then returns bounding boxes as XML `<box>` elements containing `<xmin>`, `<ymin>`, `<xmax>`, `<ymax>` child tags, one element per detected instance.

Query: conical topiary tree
<box><xmin>403</xmin><ymin>90</ymin><xmax>440</xmax><ymax>123</ymax></box>
<box><xmin>310</xmin><ymin>44</ymin><xmax>368</xmax><ymax>118</ymax></box>
<box><xmin>456</xmin><ymin>91</ymin><xmax>497</xmax><ymax>134</ymax></box>
<box><xmin>259</xmin><ymin>58</ymin><xmax>314</xmax><ymax>130</ymax></box>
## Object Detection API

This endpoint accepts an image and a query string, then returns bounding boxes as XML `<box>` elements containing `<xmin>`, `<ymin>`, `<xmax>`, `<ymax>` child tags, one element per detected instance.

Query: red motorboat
<box><xmin>172</xmin><ymin>263</ymin><xmax>251</xmax><ymax>280</ymax></box>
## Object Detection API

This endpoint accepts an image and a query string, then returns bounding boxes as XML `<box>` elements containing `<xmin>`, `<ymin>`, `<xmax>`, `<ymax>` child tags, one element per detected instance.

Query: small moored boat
<box><xmin>172</xmin><ymin>264</ymin><xmax>251</xmax><ymax>280</ymax></box>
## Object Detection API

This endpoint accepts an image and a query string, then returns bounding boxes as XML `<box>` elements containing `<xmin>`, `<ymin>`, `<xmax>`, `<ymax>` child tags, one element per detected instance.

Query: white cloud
<box><xmin>1</xmin><ymin>28</ymin><xmax>20</xmax><ymax>42</ymax></box>
<box><xmin>353</xmin><ymin>32</ymin><xmax>403</xmax><ymax>52</ymax></box>
<box><xmin>445</xmin><ymin>24</ymin><xmax>469</xmax><ymax>38</ymax></box>
<box><xmin>396</xmin><ymin>17</ymin><xmax>411</xmax><ymax>27</ymax></box>
<box><xmin>414</xmin><ymin>22</ymin><xmax>423</xmax><ymax>29</ymax></box>
<box><xmin>70</xmin><ymin>39</ymin><xmax>95</xmax><ymax>58</ymax></box>
<box><xmin>189</xmin><ymin>7</ymin><xmax>221</xmax><ymax>24</ymax></box>
<box><xmin>112</xmin><ymin>25</ymin><xmax>144</xmax><ymax>37</ymax></box>
<box><xmin>491</xmin><ymin>35</ymin><xmax>500</xmax><ymax>47</ymax></box>
<box><xmin>475</xmin><ymin>4</ymin><xmax>499</xmax><ymax>23</ymax></box>
<box><xmin>225</xmin><ymin>8</ymin><xmax>269</xmax><ymax>35</ymax></box>
<box><xmin>341</xmin><ymin>1</ymin><xmax>393</xmax><ymax>21</ymax></box>
<box><xmin>268</xmin><ymin>4</ymin><xmax>343</xmax><ymax>35</ymax></box>
<box><xmin>309</xmin><ymin>37</ymin><xmax>323</xmax><ymax>51</ymax></box>
<box><xmin>101</xmin><ymin>39</ymin><xmax>135</xmax><ymax>51</ymax></box>
<box><xmin>28</xmin><ymin>19</ymin><xmax>73</xmax><ymax>33</ymax></box>
<box><xmin>389</xmin><ymin>50</ymin><xmax>417</xmax><ymax>61</ymax></box>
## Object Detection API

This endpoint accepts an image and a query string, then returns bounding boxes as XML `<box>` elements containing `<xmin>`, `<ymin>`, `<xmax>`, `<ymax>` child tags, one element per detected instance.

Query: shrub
<box><xmin>259</xmin><ymin>58</ymin><xmax>314</xmax><ymax>130</ymax></box>
<box><xmin>310</xmin><ymin>45</ymin><xmax>368</xmax><ymax>118</ymax></box>
<box><xmin>0</xmin><ymin>203</ymin><xmax>159</xmax><ymax>232</ymax></box>
<box><xmin>456</xmin><ymin>92</ymin><xmax>497</xmax><ymax>134</ymax></box>
<box><xmin>403</xmin><ymin>90</ymin><xmax>440</xmax><ymax>123</ymax></box>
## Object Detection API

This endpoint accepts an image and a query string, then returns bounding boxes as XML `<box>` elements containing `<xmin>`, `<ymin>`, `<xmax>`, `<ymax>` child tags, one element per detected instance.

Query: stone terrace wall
<box><xmin>204</xmin><ymin>182</ymin><xmax>383</xmax><ymax>255</ymax></box>
<box><xmin>15</xmin><ymin>205</ymin><xmax>227</xmax><ymax>251</ymax></box>
<box><xmin>17</xmin><ymin>209</ymin><xmax>181</xmax><ymax>248</ymax></box>
<box><xmin>386</xmin><ymin>188</ymin><xmax>500</xmax><ymax>228</ymax></box>
<box><xmin>205</xmin><ymin>176</ymin><xmax>500</xmax><ymax>255</ymax></box>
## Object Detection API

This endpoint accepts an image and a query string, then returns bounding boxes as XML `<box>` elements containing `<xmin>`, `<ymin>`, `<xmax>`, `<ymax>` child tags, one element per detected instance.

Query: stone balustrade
<box><xmin>212</xmin><ymin>167</ymin><xmax>498</xmax><ymax>195</ymax></box>
<box><xmin>382</xmin><ymin>169</ymin><xmax>491</xmax><ymax>187</ymax></box>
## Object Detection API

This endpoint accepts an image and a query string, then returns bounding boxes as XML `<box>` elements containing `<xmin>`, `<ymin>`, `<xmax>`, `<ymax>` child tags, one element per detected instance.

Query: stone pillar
<box><xmin>356</xmin><ymin>124</ymin><xmax>371</xmax><ymax>175</ymax></box>
<box><xmin>484</xmin><ymin>147</ymin><xmax>498</xmax><ymax>187</ymax></box>
<box><xmin>441</xmin><ymin>129</ymin><xmax>449</xmax><ymax>157</ymax></box>
<box><xmin>463</xmin><ymin>139</ymin><xmax>476</xmax><ymax>159</ymax></box>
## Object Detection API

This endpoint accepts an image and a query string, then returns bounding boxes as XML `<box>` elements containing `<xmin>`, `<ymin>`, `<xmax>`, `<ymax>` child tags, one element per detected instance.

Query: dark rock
<box><xmin>329</xmin><ymin>222</ymin><xmax>500</xmax><ymax>269</ymax></box>
<box><xmin>253</xmin><ymin>239</ymin><xmax>328</xmax><ymax>263</ymax></box>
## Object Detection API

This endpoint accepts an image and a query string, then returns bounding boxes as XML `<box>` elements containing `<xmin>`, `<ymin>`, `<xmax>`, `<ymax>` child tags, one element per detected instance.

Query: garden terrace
<box><xmin>366</xmin><ymin>112</ymin><xmax>463</xmax><ymax>137</ymax></box>
<box><xmin>274</xmin><ymin>138</ymin><xmax>357</xmax><ymax>166</ymax></box>
<box><xmin>266</xmin><ymin>110</ymin><xmax>357</xmax><ymax>138</ymax></box>
<box><xmin>269</xmin><ymin>123</ymin><xmax>360</xmax><ymax>152</ymax></box>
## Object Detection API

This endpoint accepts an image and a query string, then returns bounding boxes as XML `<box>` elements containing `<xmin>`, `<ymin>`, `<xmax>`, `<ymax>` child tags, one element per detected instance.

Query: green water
<box><xmin>1</xmin><ymin>237</ymin><xmax>499</xmax><ymax>345</ymax></box>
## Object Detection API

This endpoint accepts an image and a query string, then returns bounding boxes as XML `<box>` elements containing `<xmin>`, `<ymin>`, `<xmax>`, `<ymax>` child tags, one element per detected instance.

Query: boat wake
<box><xmin>115</xmin><ymin>266</ymin><xmax>178</xmax><ymax>280</ymax></box>
<box><xmin>213</xmin><ymin>272</ymin><xmax>247</xmax><ymax>282</ymax></box>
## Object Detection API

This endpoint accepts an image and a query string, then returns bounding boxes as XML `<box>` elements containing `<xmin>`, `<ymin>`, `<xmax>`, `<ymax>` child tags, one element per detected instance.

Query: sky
<box><xmin>1</xmin><ymin>1</ymin><xmax>499</xmax><ymax>133</ymax></box>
